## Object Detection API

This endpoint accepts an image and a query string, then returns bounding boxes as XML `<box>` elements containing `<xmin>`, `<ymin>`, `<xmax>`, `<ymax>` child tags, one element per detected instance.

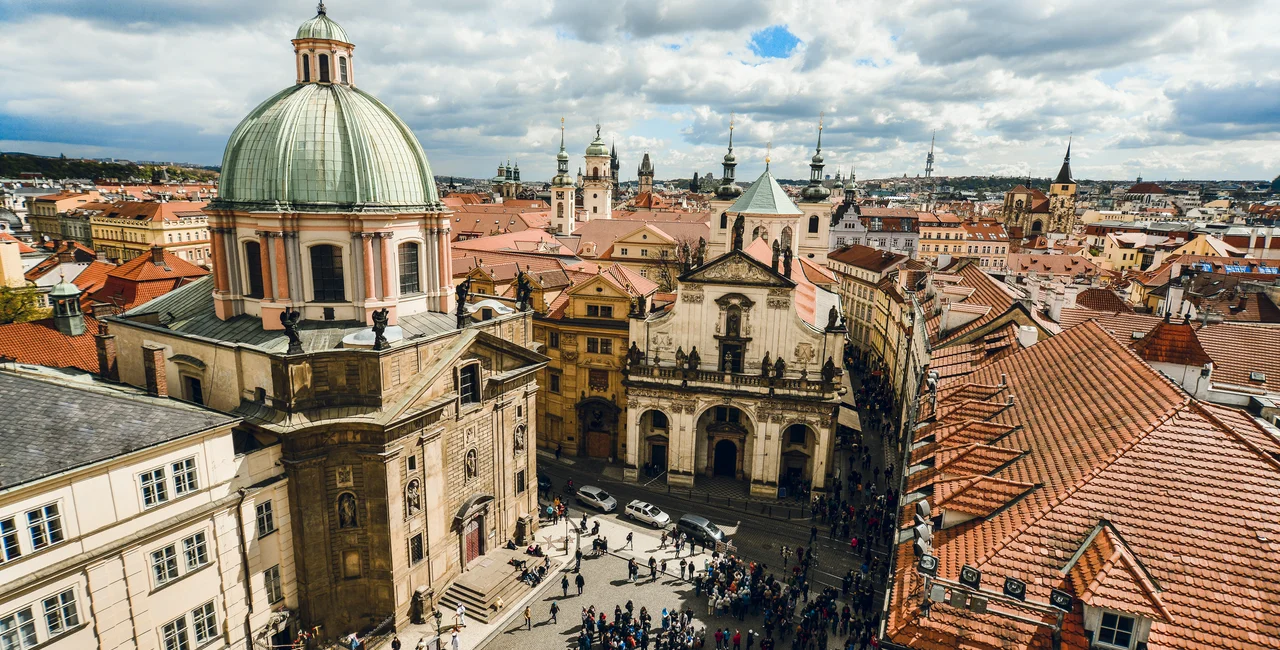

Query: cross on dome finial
<box><xmin>317</xmin><ymin>1</ymin><xmax>327</xmax><ymax>15</ymax></box>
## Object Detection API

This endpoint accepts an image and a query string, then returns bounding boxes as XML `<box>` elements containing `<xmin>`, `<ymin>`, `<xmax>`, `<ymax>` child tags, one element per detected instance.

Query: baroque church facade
<box><xmin>104</xmin><ymin>6</ymin><xmax>546</xmax><ymax>641</ymax></box>
<box><xmin>1000</xmin><ymin>143</ymin><xmax>1078</xmax><ymax>237</ymax></box>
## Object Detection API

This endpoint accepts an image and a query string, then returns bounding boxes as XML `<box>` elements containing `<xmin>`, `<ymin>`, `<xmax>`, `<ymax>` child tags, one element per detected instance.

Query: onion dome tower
<box><xmin>714</xmin><ymin>116</ymin><xmax>743</xmax><ymax>200</ymax></box>
<box><xmin>550</xmin><ymin>119</ymin><xmax>576</xmax><ymax>234</ymax></box>
<box><xmin>800</xmin><ymin>114</ymin><xmax>831</xmax><ymax>203</ymax></box>
<box><xmin>208</xmin><ymin>3</ymin><xmax>454</xmax><ymax>328</ymax></box>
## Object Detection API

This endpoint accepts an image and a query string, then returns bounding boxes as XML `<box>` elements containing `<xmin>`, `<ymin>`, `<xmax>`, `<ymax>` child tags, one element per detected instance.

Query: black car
<box><xmin>676</xmin><ymin>514</ymin><xmax>728</xmax><ymax>547</ymax></box>
<box><xmin>537</xmin><ymin>473</ymin><xmax>553</xmax><ymax>492</ymax></box>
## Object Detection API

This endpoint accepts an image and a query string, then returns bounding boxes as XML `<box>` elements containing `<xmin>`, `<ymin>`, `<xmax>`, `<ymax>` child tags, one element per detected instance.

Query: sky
<box><xmin>1</xmin><ymin>0</ymin><xmax>1278</xmax><ymax>183</ymax></box>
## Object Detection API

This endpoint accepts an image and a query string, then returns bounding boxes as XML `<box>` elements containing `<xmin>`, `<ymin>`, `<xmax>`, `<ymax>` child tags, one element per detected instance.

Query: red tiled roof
<box><xmin>1074</xmin><ymin>287</ymin><xmax>1132</xmax><ymax>313</ymax></box>
<box><xmin>1132</xmin><ymin>319</ymin><xmax>1213</xmax><ymax>366</ymax></box>
<box><xmin>0</xmin><ymin>232</ymin><xmax>36</xmax><ymax>254</ymax></box>
<box><xmin>91</xmin><ymin>200</ymin><xmax>208</xmax><ymax>223</ymax></box>
<box><xmin>0</xmin><ymin>315</ymin><xmax>101</xmax><ymax>373</ymax></box>
<box><xmin>106</xmin><ymin>247</ymin><xmax>208</xmax><ymax>282</ymax></box>
<box><xmin>87</xmin><ymin>249</ymin><xmax>207</xmax><ymax>310</ymax></box>
<box><xmin>827</xmin><ymin>244</ymin><xmax>907</xmax><ymax>273</ymax></box>
<box><xmin>890</xmin><ymin>321</ymin><xmax>1280</xmax><ymax>650</ymax></box>
<box><xmin>1006</xmin><ymin>253</ymin><xmax>1100</xmax><ymax>277</ymax></box>
<box><xmin>924</xmin><ymin>261</ymin><xmax>1019</xmax><ymax>347</ymax></box>
<box><xmin>1126</xmin><ymin>182</ymin><xmax>1166</xmax><ymax>194</ymax></box>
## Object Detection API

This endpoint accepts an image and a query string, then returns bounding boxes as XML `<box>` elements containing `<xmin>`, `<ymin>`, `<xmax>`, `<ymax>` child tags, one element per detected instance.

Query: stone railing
<box><xmin>625</xmin><ymin>362</ymin><xmax>838</xmax><ymax>395</ymax></box>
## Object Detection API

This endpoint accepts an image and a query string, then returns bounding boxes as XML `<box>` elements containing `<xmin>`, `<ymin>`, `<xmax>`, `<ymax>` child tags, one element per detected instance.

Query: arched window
<box><xmin>405</xmin><ymin>480</ymin><xmax>422</xmax><ymax>517</ymax></box>
<box><xmin>650</xmin><ymin>411</ymin><xmax>668</xmax><ymax>429</ymax></box>
<box><xmin>318</xmin><ymin>54</ymin><xmax>330</xmax><ymax>82</ymax></box>
<box><xmin>719</xmin><ymin>213</ymin><xmax>728</xmax><ymax>229</ymax></box>
<box><xmin>556</xmin><ymin>203</ymin><xmax>564</xmax><ymax>218</ymax></box>
<box><xmin>752</xmin><ymin>226</ymin><xmax>766</xmax><ymax>241</ymax></box>
<box><xmin>786</xmin><ymin>424</ymin><xmax>808</xmax><ymax>445</ymax></box>
<box><xmin>301</xmin><ymin>54</ymin><xmax>310</xmax><ymax>82</ymax></box>
<box><xmin>310</xmin><ymin>245</ymin><xmax>345</xmax><ymax>302</ymax></box>
<box><xmin>592</xmin><ymin>166</ymin><xmax>599</xmax><ymax>177</ymax></box>
<box><xmin>782</xmin><ymin>226</ymin><xmax>793</xmax><ymax>250</ymax></box>
<box><xmin>398</xmin><ymin>242</ymin><xmax>420</xmax><ymax>294</ymax></box>
<box><xmin>339</xmin><ymin>56</ymin><xmax>348</xmax><ymax>84</ymax></box>
<box><xmin>808</xmin><ymin>215</ymin><xmax>819</xmax><ymax>233</ymax></box>
<box><xmin>243</xmin><ymin>241</ymin><xmax>264</xmax><ymax>298</ymax></box>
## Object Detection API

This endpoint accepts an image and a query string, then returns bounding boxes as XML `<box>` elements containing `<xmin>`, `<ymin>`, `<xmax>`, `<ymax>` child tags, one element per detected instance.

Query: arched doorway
<box><xmin>713</xmin><ymin>440</ymin><xmax>737</xmax><ymax>477</ymax></box>
<box><xmin>1031</xmin><ymin>219</ymin><xmax>1044</xmax><ymax>234</ymax></box>
<box><xmin>640</xmin><ymin>409</ymin><xmax>670</xmax><ymax>474</ymax></box>
<box><xmin>577</xmin><ymin>396</ymin><xmax>621</xmax><ymax>459</ymax></box>
<box><xmin>454</xmin><ymin>494</ymin><xmax>493</xmax><ymax>567</ymax></box>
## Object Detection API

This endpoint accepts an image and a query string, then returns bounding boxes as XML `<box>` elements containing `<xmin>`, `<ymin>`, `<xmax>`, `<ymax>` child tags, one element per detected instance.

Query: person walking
<box><xmin>733</xmin><ymin>629</ymin><xmax>742</xmax><ymax>650</ymax></box>
<box><xmin>562</xmin><ymin>574</ymin><xmax>570</xmax><ymax>597</ymax></box>
<box><xmin>550</xmin><ymin>601</ymin><xmax>560</xmax><ymax>624</ymax></box>
<box><xmin>450</xmin><ymin>628</ymin><xmax>460</xmax><ymax>650</ymax></box>
<box><xmin>391</xmin><ymin>636</ymin><xmax>401</xmax><ymax>650</ymax></box>
<box><xmin>648</xmin><ymin>556</ymin><xmax>657</xmax><ymax>580</ymax></box>
<box><xmin>523</xmin><ymin>606</ymin><xmax>532</xmax><ymax>630</ymax></box>
<box><xmin>555</xmin><ymin>443</ymin><xmax>562</xmax><ymax>460</ymax></box>
<box><xmin>455</xmin><ymin>603</ymin><xmax>466</xmax><ymax>627</ymax></box>
<box><xmin>626</xmin><ymin>531</ymin><xmax>634</xmax><ymax>550</ymax></box>
<box><xmin>576</xmin><ymin>572</ymin><xmax>585</xmax><ymax>595</ymax></box>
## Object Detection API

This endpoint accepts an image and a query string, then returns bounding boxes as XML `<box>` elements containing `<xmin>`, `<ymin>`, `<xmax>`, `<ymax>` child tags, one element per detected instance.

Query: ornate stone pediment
<box><xmin>680</xmin><ymin>251</ymin><xmax>793</xmax><ymax>288</ymax></box>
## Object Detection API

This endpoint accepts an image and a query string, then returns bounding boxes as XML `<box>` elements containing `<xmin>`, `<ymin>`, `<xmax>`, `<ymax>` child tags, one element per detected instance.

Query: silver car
<box><xmin>576</xmin><ymin>485</ymin><xmax>617</xmax><ymax>512</ymax></box>
<box><xmin>625</xmin><ymin>500</ymin><xmax>670</xmax><ymax>527</ymax></box>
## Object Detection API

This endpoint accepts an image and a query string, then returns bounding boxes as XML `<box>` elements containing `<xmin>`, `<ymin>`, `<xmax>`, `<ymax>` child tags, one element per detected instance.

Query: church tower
<box><xmin>550</xmin><ymin>118</ymin><xmax>576</xmax><ymax>234</ymax></box>
<box><xmin>796</xmin><ymin>114</ymin><xmax>833</xmax><ymax>264</ymax></box>
<box><xmin>1048</xmin><ymin>139</ymin><xmax>1078</xmax><ymax>233</ymax></box>
<box><xmin>638</xmin><ymin>152</ymin><xmax>654</xmax><ymax>194</ymax></box>
<box><xmin>582</xmin><ymin>125</ymin><xmax>613</xmax><ymax>221</ymax></box>
<box><xmin>709</xmin><ymin>116</ymin><xmax>743</xmax><ymax>254</ymax></box>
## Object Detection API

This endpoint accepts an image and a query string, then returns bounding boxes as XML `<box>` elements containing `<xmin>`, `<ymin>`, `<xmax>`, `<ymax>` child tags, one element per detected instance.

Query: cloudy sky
<box><xmin>1</xmin><ymin>0</ymin><xmax>1278</xmax><ymax>182</ymax></box>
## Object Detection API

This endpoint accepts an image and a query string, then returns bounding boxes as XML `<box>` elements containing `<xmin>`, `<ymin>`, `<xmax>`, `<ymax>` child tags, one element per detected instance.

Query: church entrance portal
<box><xmin>464</xmin><ymin>518</ymin><xmax>483</xmax><ymax>564</ymax></box>
<box><xmin>651</xmin><ymin>443</ymin><xmax>667</xmax><ymax>470</ymax></box>
<box><xmin>577</xmin><ymin>397</ymin><xmax>621</xmax><ymax>459</ymax></box>
<box><xmin>713</xmin><ymin>440</ymin><xmax>737</xmax><ymax>477</ymax></box>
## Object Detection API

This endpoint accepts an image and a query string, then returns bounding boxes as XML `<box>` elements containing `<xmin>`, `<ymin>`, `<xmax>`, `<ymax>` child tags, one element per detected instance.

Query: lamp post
<box><xmin>433</xmin><ymin>608</ymin><xmax>442</xmax><ymax>638</ymax></box>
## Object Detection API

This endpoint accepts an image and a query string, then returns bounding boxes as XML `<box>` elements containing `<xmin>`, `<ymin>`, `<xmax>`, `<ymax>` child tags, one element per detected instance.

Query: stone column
<box><xmin>666</xmin><ymin>405</ymin><xmax>697</xmax><ymax>488</ymax></box>
<box><xmin>379</xmin><ymin>233</ymin><xmax>395</xmax><ymax>301</ymax></box>
<box><xmin>258</xmin><ymin>231</ymin><xmax>274</xmax><ymax>301</ymax></box>
<box><xmin>209</xmin><ymin>227</ymin><xmax>229</xmax><ymax>293</ymax></box>
<box><xmin>622</xmin><ymin>401</ymin><xmax>641</xmax><ymax>482</ymax></box>
<box><xmin>361</xmin><ymin>233</ymin><xmax>376</xmax><ymax>302</ymax></box>
<box><xmin>273</xmin><ymin>233</ymin><xmax>290</xmax><ymax>301</ymax></box>
<box><xmin>750</xmin><ymin>418</ymin><xmax>781</xmax><ymax>498</ymax></box>
<box><xmin>811</xmin><ymin>415</ymin><xmax>833</xmax><ymax>493</ymax></box>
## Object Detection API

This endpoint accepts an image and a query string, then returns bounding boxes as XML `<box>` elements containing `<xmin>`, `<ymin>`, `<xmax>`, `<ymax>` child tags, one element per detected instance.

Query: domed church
<box><xmin>207</xmin><ymin>2</ymin><xmax>453</xmax><ymax>327</ymax></box>
<box><xmin>104</xmin><ymin>5</ymin><xmax>547</xmax><ymax>643</ymax></box>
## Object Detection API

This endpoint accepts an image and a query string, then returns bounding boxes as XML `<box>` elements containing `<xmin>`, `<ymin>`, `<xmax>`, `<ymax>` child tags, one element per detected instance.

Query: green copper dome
<box><xmin>585</xmin><ymin>125</ymin><xmax>609</xmax><ymax>157</ymax></box>
<box><xmin>214</xmin><ymin>84</ymin><xmax>440</xmax><ymax>213</ymax></box>
<box><xmin>296</xmin><ymin>10</ymin><xmax>349</xmax><ymax>43</ymax></box>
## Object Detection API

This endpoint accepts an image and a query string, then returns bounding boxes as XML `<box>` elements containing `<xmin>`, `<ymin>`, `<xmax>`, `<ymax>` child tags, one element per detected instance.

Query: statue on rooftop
<box><xmin>455</xmin><ymin>277</ymin><xmax>472</xmax><ymax>328</ymax></box>
<box><xmin>280</xmin><ymin>308</ymin><xmax>303</xmax><ymax>355</ymax></box>
<box><xmin>372</xmin><ymin>307</ymin><xmax>389</xmax><ymax>351</ymax></box>
<box><xmin>731</xmin><ymin>213</ymin><xmax>745</xmax><ymax>251</ymax></box>
<box><xmin>515</xmin><ymin>270</ymin><xmax>533</xmax><ymax>311</ymax></box>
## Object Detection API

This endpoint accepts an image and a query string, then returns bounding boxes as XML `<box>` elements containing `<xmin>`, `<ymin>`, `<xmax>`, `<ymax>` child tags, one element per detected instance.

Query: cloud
<box><xmin>0</xmin><ymin>0</ymin><xmax>1276</xmax><ymax>181</ymax></box>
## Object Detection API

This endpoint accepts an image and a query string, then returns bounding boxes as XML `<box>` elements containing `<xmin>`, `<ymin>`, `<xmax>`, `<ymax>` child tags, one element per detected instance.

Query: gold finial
<box><xmin>765</xmin><ymin>140</ymin><xmax>772</xmax><ymax>169</ymax></box>
<box><xmin>730</xmin><ymin>112</ymin><xmax>735</xmax><ymax>131</ymax></box>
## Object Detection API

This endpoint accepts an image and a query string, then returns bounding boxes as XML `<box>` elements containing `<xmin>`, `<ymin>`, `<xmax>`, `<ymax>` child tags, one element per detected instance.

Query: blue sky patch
<box><xmin>749</xmin><ymin>25</ymin><xmax>800</xmax><ymax>59</ymax></box>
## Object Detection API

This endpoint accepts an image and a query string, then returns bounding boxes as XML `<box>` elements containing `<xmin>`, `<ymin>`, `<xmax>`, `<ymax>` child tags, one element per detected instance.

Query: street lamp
<box><xmin>433</xmin><ymin>608</ymin><xmax>442</xmax><ymax>637</ymax></box>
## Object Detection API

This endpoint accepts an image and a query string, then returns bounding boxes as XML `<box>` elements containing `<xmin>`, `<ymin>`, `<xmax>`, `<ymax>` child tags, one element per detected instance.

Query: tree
<box><xmin>0</xmin><ymin>286</ymin><xmax>41</xmax><ymax>324</ymax></box>
<box><xmin>650</xmin><ymin>236</ymin><xmax>704</xmax><ymax>291</ymax></box>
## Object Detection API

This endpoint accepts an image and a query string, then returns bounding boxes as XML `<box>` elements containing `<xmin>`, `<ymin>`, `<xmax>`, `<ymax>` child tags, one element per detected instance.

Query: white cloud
<box><xmin>0</xmin><ymin>0</ymin><xmax>1276</xmax><ymax>180</ymax></box>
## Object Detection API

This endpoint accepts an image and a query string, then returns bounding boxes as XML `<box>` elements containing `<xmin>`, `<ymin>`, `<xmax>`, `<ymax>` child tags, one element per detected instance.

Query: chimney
<box><xmin>1049</xmin><ymin>288</ymin><xmax>1065</xmax><ymax>323</ymax></box>
<box><xmin>142</xmin><ymin>344</ymin><xmax>168</xmax><ymax>397</ymax></box>
<box><xmin>150</xmin><ymin>245</ymin><xmax>165</xmax><ymax>266</ymax></box>
<box><xmin>1064</xmin><ymin>284</ymin><xmax>1080</xmax><ymax>309</ymax></box>
<box><xmin>1166</xmin><ymin>285</ymin><xmax>1185</xmax><ymax>317</ymax></box>
<box><xmin>95</xmin><ymin>333</ymin><xmax>119</xmax><ymax>382</ymax></box>
<box><xmin>1017</xmin><ymin>325</ymin><xmax>1038</xmax><ymax>348</ymax></box>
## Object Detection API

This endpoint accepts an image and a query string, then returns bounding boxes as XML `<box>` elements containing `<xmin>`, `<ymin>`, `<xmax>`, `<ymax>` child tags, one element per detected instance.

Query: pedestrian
<box><xmin>680</xmin><ymin>558</ymin><xmax>688</xmax><ymax>580</ymax></box>
<box><xmin>715</xmin><ymin>628</ymin><xmax>724</xmax><ymax>649</ymax></box>
<box><xmin>415</xmin><ymin>638</ymin><xmax>426</xmax><ymax>650</ymax></box>
<box><xmin>747</xmin><ymin>629</ymin><xmax>756</xmax><ymax>650</ymax></box>
<box><xmin>524</xmin><ymin>605</ymin><xmax>532</xmax><ymax>630</ymax></box>
<box><xmin>660</xmin><ymin>530</ymin><xmax>668</xmax><ymax>548</ymax></box>
<box><xmin>562</xmin><ymin>574</ymin><xmax>570</xmax><ymax>597</ymax></box>
<box><xmin>649</xmin><ymin>556</ymin><xmax>657</xmax><ymax>579</ymax></box>
<box><xmin>733</xmin><ymin>629</ymin><xmax>742</xmax><ymax>650</ymax></box>
<box><xmin>450</xmin><ymin>628</ymin><xmax>460</xmax><ymax>650</ymax></box>
<box><xmin>391</xmin><ymin>636</ymin><xmax>401</xmax><ymax>650</ymax></box>
<box><xmin>456</xmin><ymin>603</ymin><xmax>466</xmax><ymax>627</ymax></box>
<box><xmin>626</xmin><ymin>531</ymin><xmax>634</xmax><ymax>550</ymax></box>
<box><xmin>550</xmin><ymin>601</ymin><xmax>560</xmax><ymax>624</ymax></box>
<box><xmin>576</xmin><ymin>572</ymin><xmax>585</xmax><ymax>595</ymax></box>
<box><xmin>556</xmin><ymin>443</ymin><xmax>562</xmax><ymax>460</ymax></box>
<box><xmin>810</xmin><ymin>525</ymin><xmax>818</xmax><ymax>543</ymax></box>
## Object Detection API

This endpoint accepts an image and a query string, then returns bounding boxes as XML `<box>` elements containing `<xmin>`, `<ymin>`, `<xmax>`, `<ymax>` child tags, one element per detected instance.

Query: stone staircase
<box><xmin>437</xmin><ymin>550</ymin><xmax>558</xmax><ymax>624</ymax></box>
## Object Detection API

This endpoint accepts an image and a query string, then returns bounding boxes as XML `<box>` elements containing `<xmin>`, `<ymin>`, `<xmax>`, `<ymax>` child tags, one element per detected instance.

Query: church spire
<box><xmin>714</xmin><ymin>113</ymin><xmax>742</xmax><ymax>199</ymax></box>
<box><xmin>1054</xmin><ymin>136</ymin><xmax>1074</xmax><ymax>185</ymax></box>
<box><xmin>801</xmin><ymin>113</ymin><xmax>830</xmax><ymax>202</ymax></box>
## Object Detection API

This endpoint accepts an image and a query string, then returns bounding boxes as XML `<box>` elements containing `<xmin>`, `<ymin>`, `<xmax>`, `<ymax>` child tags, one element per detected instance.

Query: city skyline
<box><xmin>1</xmin><ymin>0</ymin><xmax>1277</xmax><ymax>182</ymax></box>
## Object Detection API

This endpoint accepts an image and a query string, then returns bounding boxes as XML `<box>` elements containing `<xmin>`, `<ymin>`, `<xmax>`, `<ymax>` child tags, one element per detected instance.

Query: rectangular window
<box><xmin>141</xmin><ymin>467</ymin><xmax>169</xmax><ymax>508</ymax></box>
<box><xmin>265</xmin><ymin>565</ymin><xmax>284</xmax><ymax>604</ymax></box>
<box><xmin>183</xmin><ymin>532</ymin><xmax>209</xmax><ymax>572</ymax></box>
<box><xmin>619</xmin><ymin>248</ymin><xmax>628</xmax><ymax>256</ymax></box>
<box><xmin>26</xmin><ymin>505</ymin><xmax>63</xmax><ymax>550</ymax></box>
<box><xmin>585</xmin><ymin>338</ymin><xmax>612</xmax><ymax>355</ymax></box>
<box><xmin>42</xmin><ymin>589</ymin><xmax>79</xmax><ymax>636</ymax></box>
<box><xmin>515</xmin><ymin>470</ymin><xmax>527</xmax><ymax>494</ymax></box>
<box><xmin>640</xmin><ymin>249</ymin><xmax>648</xmax><ymax>257</ymax></box>
<box><xmin>0</xmin><ymin>518</ymin><xmax>19</xmax><ymax>563</ymax></box>
<box><xmin>1098</xmin><ymin>612</ymin><xmax>1134</xmax><ymax>648</ymax></box>
<box><xmin>585</xmin><ymin>305</ymin><xmax>613</xmax><ymax>318</ymax></box>
<box><xmin>409</xmin><ymin>534</ymin><xmax>425</xmax><ymax>565</ymax></box>
<box><xmin>172</xmin><ymin>458</ymin><xmax>199</xmax><ymax>496</ymax></box>
<box><xmin>0</xmin><ymin>607</ymin><xmax>37</xmax><ymax>650</ymax></box>
<box><xmin>152</xmin><ymin>545</ymin><xmax>179</xmax><ymax>585</ymax></box>
<box><xmin>548</xmin><ymin>331</ymin><xmax>560</xmax><ymax>349</ymax></box>
<box><xmin>256</xmin><ymin>501</ymin><xmax>276</xmax><ymax>538</ymax></box>
<box><xmin>549</xmin><ymin>373</ymin><xmax>561</xmax><ymax>394</ymax></box>
<box><xmin>398</xmin><ymin>242</ymin><xmax>421</xmax><ymax>294</ymax></box>
<box><xmin>191</xmin><ymin>602</ymin><xmax>217</xmax><ymax>644</ymax></box>
<box><xmin>161</xmin><ymin>616</ymin><xmax>190</xmax><ymax>650</ymax></box>
<box><xmin>459</xmin><ymin>365</ymin><xmax>481</xmax><ymax>405</ymax></box>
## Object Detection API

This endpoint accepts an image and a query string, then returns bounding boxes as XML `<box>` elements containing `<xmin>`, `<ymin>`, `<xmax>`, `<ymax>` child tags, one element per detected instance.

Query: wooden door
<box><xmin>464</xmin><ymin>520</ymin><xmax>481</xmax><ymax>564</ymax></box>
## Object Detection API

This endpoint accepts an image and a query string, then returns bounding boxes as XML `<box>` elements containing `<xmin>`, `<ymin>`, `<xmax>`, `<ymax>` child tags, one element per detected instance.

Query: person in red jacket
<box><xmin>732</xmin><ymin>629</ymin><xmax>742</xmax><ymax>650</ymax></box>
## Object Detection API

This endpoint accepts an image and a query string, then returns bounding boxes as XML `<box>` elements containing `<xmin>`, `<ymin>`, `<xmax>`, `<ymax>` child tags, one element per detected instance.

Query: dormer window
<box><xmin>1098</xmin><ymin>612</ymin><xmax>1135</xmax><ymax>649</ymax></box>
<box><xmin>318</xmin><ymin>54</ymin><xmax>330</xmax><ymax>82</ymax></box>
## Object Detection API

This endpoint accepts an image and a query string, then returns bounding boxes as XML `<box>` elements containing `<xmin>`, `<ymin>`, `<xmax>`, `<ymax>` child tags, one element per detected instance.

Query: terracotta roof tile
<box><xmin>0</xmin><ymin>232</ymin><xmax>36</xmax><ymax>254</ymax></box>
<box><xmin>1075</xmin><ymin>287</ymin><xmax>1132</xmax><ymax>313</ymax></box>
<box><xmin>0</xmin><ymin>315</ymin><xmax>101</xmax><ymax>373</ymax></box>
<box><xmin>1132</xmin><ymin>319</ymin><xmax>1213</xmax><ymax>367</ymax></box>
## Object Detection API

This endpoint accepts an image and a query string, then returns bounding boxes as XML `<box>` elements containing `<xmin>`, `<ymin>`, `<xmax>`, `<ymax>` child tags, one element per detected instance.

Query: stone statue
<box><xmin>675</xmin><ymin>346</ymin><xmax>687</xmax><ymax>368</ymax></box>
<box><xmin>515</xmin><ymin>270</ymin><xmax>533</xmax><ymax>312</ymax></box>
<box><xmin>687</xmin><ymin>346</ymin><xmax>700</xmax><ymax>370</ymax></box>
<box><xmin>827</xmin><ymin>305</ymin><xmax>839</xmax><ymax>331</ymax></box>
<box><xmin>337</xmin><ymin>493</ymin><xmax>358</xmax><ymax>528</ymax></box>
<box><xmin>695</xmin><ymin>237</ymin><xmax>707</xmax><ymax>267</ymax></box>
<box><xmin>372</xmin><ymin>307</ymin><xmax>389</xmax><ymax>350</ymax></box>
<box><xmin>280</xmin><ymin>308</ymin><xmax>303</xmax><ymax>355</ymax></box>
<box><xmin>782</xmin><ymin>245</ymin><xmax>793</xmax><ymax>277</ymax></box>
<box><xmin>455</xmin><ymin>277</ymin><xmax>472</xmax><ymax>328</ymax></box>
<box><xmin>771</xmin><ymin>239</ymin><xmax>781</xmax><ymax>272</ymax></box>
<box><xmin>626</xmin><ymin>341</ymin><xmax>644</xmax><ymax>370</ymax></box>
<box><xmin>405</xmin><ymin>481</ymin><xmax>422</xmax><ymax>516</ymax></box>
<box><xmin>773</xmin><ymin>356</ymin><xmax>786</xmax><ymax>379</ymax></box>
<box><xmin>465</xmin><ymin>449</ymin><xmax>478</xmax><ymax>480</ymax></box>
<box><xmin>680</xmin><ymin>241</ymin><xmax>692</xmax><ymax>272</ymax></box>
<box><xmin>731</xmin><ymin>213</ymin><xmax>745</xmax><ymax>251</ymax></box>
<box><xmin>761</xmin><ymin>353</ymin><xmax>772</xmax><ymax>378</ymax></box>
<box><xmin>822</xmin><ymin>357</ymin><xmax>837</xmax><ymax>383</ymax></box>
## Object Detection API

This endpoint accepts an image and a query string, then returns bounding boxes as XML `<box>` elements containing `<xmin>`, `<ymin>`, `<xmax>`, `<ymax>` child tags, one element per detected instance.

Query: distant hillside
<box><xmin>0</xmin><ymin>152</ymin><xmax>219</xmax><ymax>183</ymax></box>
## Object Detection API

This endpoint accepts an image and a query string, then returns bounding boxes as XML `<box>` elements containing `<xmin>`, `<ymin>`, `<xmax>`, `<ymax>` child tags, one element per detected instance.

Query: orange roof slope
<box><xmin>88</xmin><ymin>248</ymin><xmax>208</xmax><ymax>310</ymax></box>
<box><xmin>0</xmin><ymin>315</ymin><xmax>101</xmax><ymax>373</ymax></box>
<box><xmin>1131</xmin><ymin>318</ymin><xmax>1212</xmax><ymax>366</ymax></box>
<box><xmin>0</xmin><ymin>233</ymin><xmax>36</xmax><ymax>254</ymax></box>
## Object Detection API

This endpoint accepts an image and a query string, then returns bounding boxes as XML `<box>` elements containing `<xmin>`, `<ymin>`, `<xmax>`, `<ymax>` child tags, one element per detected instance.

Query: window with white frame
<box><xmin>256</xmin><ymin>501</ymin><xmax>276</xmax><ymax>538</ymax></box>
<box><xmin>0</xmin><ymin>606</ymin><xmax>37</xmax><ymax>649</ymax></box>
<box><xmin>0</xmin><ymin>517</ymin><xmax>20</xmax><ymax>562</ymax></box>
<box><xmin>140</xmin><ymin>467</ymin><xmax>169</xmax><ymax>507</ymax></box>
<box><xmin>172</xmin><ymin>458</ymin><xmax>199</xmax><ymax>496</ymax></box>
<box><xmin>190</xmin><ymin>601</ymin><xmax>217</xmax><ymax>644</ymax></box>
<box><xmin>161</xmin><ymin>615</ymin><xmax>189</xmax><ymax>650</ymax></box>
<box><xmin>1097</xmin><ymin>612</ymin><xmax>1135</xmax><ymax>649</ymax></box>
<box><xmin>152</xmin><ymin>545</ymin><xmax>179</xmax><ymax>586</ymax></box>
<box><xmin>265</xmin><ymin>565</ymin><xmax>284</xmax><ymax>604</ymax></box>
<box><xmin>182</xmin><ymin>532</ymin><xmax>208</xmax><ymax>572</ymax></box>
<box><xmin>42</xmin><ymin>589</ymin><xmax>79</xmax><ymax>637</ymax></box>
<box><xmin>26</xmin><ymin>504</ymin><xmax>63</xmax><ymax>551</ymax></box>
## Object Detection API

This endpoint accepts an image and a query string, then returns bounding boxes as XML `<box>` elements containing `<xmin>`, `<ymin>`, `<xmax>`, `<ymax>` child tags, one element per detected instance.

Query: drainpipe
<box><xmin>234</xmin><ymin>488</ymin><xmax>254</xmax><ymax>649</ymax></box>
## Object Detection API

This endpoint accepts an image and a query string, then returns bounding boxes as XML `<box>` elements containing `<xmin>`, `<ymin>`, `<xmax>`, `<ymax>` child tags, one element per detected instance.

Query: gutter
<box><xmin>235</xmin><ymin>488</ymin><xmax>254</xmax><ymax>650</ymax></box>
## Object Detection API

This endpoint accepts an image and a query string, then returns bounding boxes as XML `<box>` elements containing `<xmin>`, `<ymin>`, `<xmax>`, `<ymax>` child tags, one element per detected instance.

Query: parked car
<box><xmin>624</xmin><ymin>500</ymin><xmax>671</xmax><ymax>527</ymax></box>
<box><xmin>537</xmin><ymin>473</ymin><xmax>552</xmax><ymax>492</ymax></box>
<box><xmin>576</xmin><ymin>485</ymin><xmax>617</xmax><ymax>512</ymax></box>
<box><xmin>676</xmin><ymin>513</ymin><xmax>728</xmax><ymax>547</ymax></box>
